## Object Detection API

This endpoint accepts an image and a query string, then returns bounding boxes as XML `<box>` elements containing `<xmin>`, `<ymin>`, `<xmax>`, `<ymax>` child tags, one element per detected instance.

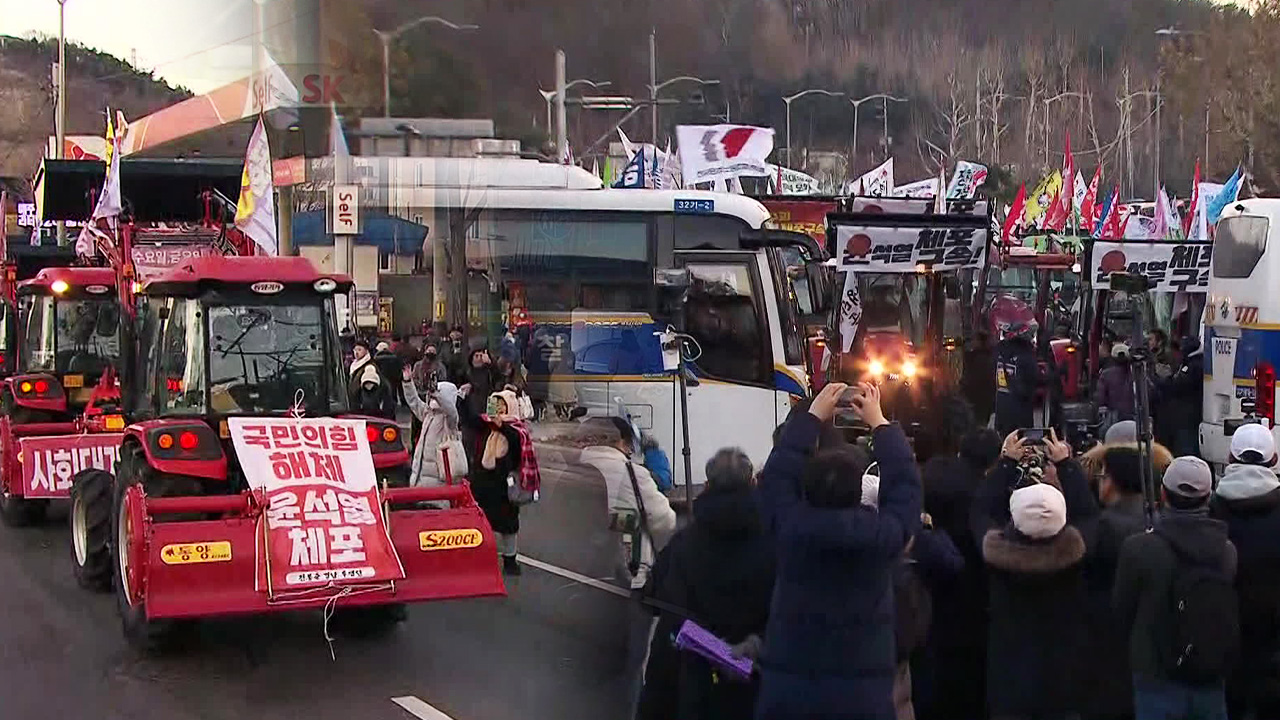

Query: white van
<box><xmin>1200</xmin><ymin>198</ymin><xmax>1280</xmax><ymax>468</ymax></box>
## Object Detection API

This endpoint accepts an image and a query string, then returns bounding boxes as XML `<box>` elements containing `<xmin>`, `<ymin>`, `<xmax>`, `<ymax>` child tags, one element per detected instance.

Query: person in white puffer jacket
<box><xmin>578</xmin><ymin>417</ymin><xmax>677</xmax><ymax>589</ymax></box>
<box><xmin>400</xmin><ymin>366</ymin><xmax>461</xmax><ymax>489</ymax></box>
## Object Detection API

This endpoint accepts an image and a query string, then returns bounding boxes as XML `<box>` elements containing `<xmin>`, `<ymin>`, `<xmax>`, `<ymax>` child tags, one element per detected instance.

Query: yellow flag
<box><xmin>1023</xmin><ymin>170</ymin><xmax>1062</xmax><ymax>226</ymax></box>
<box><xmin>234</xmin><ymin>117</ymin><xmax>277</xmax><ymax>254</ymax></box>
<box><xmin>103</xmin><ymin>110</ymin><xmax>114</xmax><ymax>167</ymax></box>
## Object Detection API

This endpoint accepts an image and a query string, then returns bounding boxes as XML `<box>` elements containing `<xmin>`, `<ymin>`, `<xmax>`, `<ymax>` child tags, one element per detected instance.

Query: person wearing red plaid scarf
<box><xmin>471</xmin><ymin>389</ymin><xmax>539</xmax><ymax>575</ymax></box>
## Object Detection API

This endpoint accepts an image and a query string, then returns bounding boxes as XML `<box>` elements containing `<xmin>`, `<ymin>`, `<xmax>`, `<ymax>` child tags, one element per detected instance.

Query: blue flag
<box><xmin>1093</xmin><ymin>191</ymin><xmax>1114</xmax><ymax>238</ymax></box>
<box><xmin>1207</xmin><ymin>166</ymin><xmax>1242</xmax><ymax>227</ymax></box>
<box><xmin>612</xmin><ymin>149</ymin><xmax>646</xmax><ymax>189</ymax></box>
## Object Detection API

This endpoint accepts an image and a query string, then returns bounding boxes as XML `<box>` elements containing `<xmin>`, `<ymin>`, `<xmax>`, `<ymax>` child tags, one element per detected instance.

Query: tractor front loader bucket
<box><xmin>129</xmin><ymin>485</ymin><xmax>507</xmax><ymax>621</ymax></box>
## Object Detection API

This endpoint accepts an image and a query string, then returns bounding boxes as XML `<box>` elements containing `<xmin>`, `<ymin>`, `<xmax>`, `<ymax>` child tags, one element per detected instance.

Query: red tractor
<box><xmin>0</xmin><ymin>266</ymin><xmax>126</xmax><ymax>526</ymax></box>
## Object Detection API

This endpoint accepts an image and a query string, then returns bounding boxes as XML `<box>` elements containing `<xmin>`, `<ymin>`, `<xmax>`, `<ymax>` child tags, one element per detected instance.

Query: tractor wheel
<box><xmin>0</xmin><ymin>492</ymin><xmax>46</xmax><ymax>527</ymax></box>
<box><xmin>112</xmin><ymin>447</ymin><xmax>183</xmax><ymax>652</ymax></box>
<box><xmin>332</xmin><ymin>603</ymin><xmax>408</xmax><ymax>638</ymax></box>
<box><xmin>70</xmin><ymin>469</ymin><xmax>115</xmax><ymax>592</ymax></box>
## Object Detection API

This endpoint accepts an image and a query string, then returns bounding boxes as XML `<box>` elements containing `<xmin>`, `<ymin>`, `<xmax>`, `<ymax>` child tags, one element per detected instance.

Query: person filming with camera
<box><xmin>754</xmin><ymin>381</ymin><xmax>922</xmax><ymax>720</ymax></box>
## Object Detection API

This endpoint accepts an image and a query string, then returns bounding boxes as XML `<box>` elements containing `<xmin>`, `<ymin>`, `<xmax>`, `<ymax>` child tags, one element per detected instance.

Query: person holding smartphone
<box><xmin>754</xmin><ymin>381</ymin><xmax>922</xmax><ymax>720</ymax></box>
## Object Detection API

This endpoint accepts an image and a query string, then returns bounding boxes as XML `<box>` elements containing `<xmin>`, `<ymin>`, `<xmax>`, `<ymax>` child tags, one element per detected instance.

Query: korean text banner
<box><xmin>20</xmin><ymin>434</ymin><xmax>124</xmax><ymax>499</ymax></box>
<box><xmin>835</xmin><ymin>224</ymin><xmax>987</xmax><ymax>272</ymax></box>
<box><xmin>1090</xmin><ymin>241</ymin><xmax>1213</xmax><ymax>294</ymax></box>
<box><xmin>676</xmin><ymin>125</ymin><xmax>775</xmax><ymax>186</ymax></box>
<box><xmin>228</xmin><ymin>417</ymin><xmax>405</xmax><ymax>594</ymax></box>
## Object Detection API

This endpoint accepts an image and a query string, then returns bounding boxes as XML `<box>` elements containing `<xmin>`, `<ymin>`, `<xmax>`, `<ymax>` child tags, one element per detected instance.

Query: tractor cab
<box><xmin>8</xmin><ymin>267</ymin><xmax>121</xmax><ymax>417</ymax></box>
<box><xmin>131</xmin><ymin>256</ymin><xmax>349</xmax><ymax>420</ymax></box>
<box><xmin>125</xmin><ymin>255</ymin><xmax>408</xmax><ymax>492</ymax></box>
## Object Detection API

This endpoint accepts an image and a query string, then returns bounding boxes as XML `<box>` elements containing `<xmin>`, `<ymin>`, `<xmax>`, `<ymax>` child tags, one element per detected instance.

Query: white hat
<box><xmin>1010</xmin><ymin>483</ymin><xmax>1067</xmax><ymax>539</ymax></box>
<box><xmin>376</xmin><ymin>341</ymin><xmax>390</xmax><ymax>352</ymax></box>
<box><xmin>360</xmin><ymin>364</ymin><xmax>381</xmax><ymax>388</ymax></box>
<box><xmin>1112</xmin><ymin>342</ymin><xmax>1131</xmax><ymax>358</ymax></box>
<box><xmin>1231</xmin><ymin>423</ymin><xmax>1277</xmax><ymax>464</ymax></box>
<box><xmin>1163</xmin><ymin>456</ymin><xmax>1213</xmax><ymax>499</ymax></box>
<box><xmin>1105</xmin><ymin>420</ymin><xmax>1138</xmax><ymax>444</ymax></box>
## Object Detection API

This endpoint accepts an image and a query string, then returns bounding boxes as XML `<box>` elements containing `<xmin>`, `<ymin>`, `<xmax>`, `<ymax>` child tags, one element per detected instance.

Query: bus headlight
<box><xmin>902</xmin><ymin>360</ymin><xmax>918</xmax><ymax>377</ymax></box>
<box><xmin>868</xmin><ymin>359</ymin><xmax>885</xmax><ymax>376</ymax></box>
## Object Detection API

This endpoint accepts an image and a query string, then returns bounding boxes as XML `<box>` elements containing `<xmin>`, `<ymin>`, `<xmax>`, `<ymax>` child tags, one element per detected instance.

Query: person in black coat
<box><xmin>638</xmin><ymin>448</ymin><xmax>776</xmax><ymax>720</ymax></box>
<box><xmin>916</xmin><ymin>428</ymin><xmax>1001</xmax><ymax>720</ymax></box>
<box><xmin>994</xmin><ymin>324</ymin><xmax>1041</xmax><ymax>437</ymax></box>
<box><xmin>755</xmin><ymin>382</ymin><xmax>922</xmax><ymax>720</ymax></box>
<box><xmin>1080</xmin><ymin>445</ymin><xmax>1148</xmax><ymax>720</ymax></box>
<box><xmin>1211</xmin><ymin>426</ymin><xmax>1280</xmax><ymax>719</ymax></box>
<box><xmin>963</xmin><ymin>330</ymin><xmax>997</xmax><ymax>427</ymax></box>
<box><xmin>1160</xmin><ymin>337</ymin><xmax>1205</xmax><ymax>458</ymax></box>
<box><xmin>458</xmin><ymin>346</ymin><xmax>500</xmax><ymax>465</ymax></box>
<box><xmin>973</xmin><ymin>428</ymin><xmax>1099</xmax><ymax>720</ymax></box>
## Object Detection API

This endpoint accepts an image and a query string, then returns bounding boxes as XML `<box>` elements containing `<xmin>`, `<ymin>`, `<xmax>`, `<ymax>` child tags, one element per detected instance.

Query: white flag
<box><xmin>945</xmin><ymin>161</ymin><xmax>987</xmax><ymax>199</ymax></box>
<box><xmin>618</xmin><ymin>128</ymin><xmax>636</xmax><ymax>163</ymax></box>
<box><xmin>855</xmin><ymin>158</ymin><xmax>895</xmax><ymax>197</ymax></box>
<box><xmin>90</xmin><ymin>111</ymin><xmax>125</xmax><ymax>223</ymax></box>
<box><xmin>893</xmin><ymin>178</ymin><xmax>941</xmax><ymax>198</ymax></box>
<box><xmin>1073</xmin><ymin>170</ymin><xmax>1087</xmax><ymax>212</ymax></box>
<box><xmin>676</xmin><ymin>125</ymin><xmax>775</xmax><ymax>186</ymax></box>
<box><xmin>235</xmin><ymin>117</ymin><xmax>278</xmax><ymax>255</ymax></box>
<box><xmin>934</xmin><ymin>166</ymin><xmax>947</xmax><ymax>214</ymax></box>
<box><xmin>766</xmin><ymin>164</ymin><xmax>820</xmax><ymax>195</ymax></box>
<box><xmin>839</xmin><ymin>271</ymin><xmax>863</xmax><ymax>352</ymax></box>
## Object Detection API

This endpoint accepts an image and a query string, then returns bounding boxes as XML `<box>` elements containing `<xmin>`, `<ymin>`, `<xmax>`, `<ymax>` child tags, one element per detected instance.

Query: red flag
<box><xmin>1044</xmin><ymin>190</ymin><xmax>1069</xmax><ymax>232</ymax></box>
<box><xmin>1002</xmin><ymin>185</ymin><xmax>1027</xmax><ymax>245</ymax></box>
<box><xmin>1183</xmin><ymin>159</ymin><xmax>1201</xmax><ymax>237</ymax></box>
<box><xmin>1080</xmin><ymin>166</ymin><xmax>1102</xmax><ymax>229</ymax></box>
<box><xmin>1061</xmin><ymin>131</ymin><xmax>1075</xmax><ymax>222</ymax></box>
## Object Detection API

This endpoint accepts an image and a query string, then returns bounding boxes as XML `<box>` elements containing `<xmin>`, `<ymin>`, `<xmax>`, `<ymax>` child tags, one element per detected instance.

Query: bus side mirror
<box><xmin>806</xmin><ymin>260</ymin><xmax>833</xmax><ymax>315</ymax></box>
<box><xmin>654</xmin><ymin>268</ymin><xmax>690</xmax><ymax>288</ymax></box>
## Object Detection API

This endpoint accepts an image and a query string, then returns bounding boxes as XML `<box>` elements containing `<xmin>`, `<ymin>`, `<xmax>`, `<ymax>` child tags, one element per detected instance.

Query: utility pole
<box><xmin>55</xmin><ymin>0</ymin><xmax>67</xmax><ymax>246</ymax></box>
<box><xmin>649</xmin><ymin>30</ymin><xmax>658</xmax><ymax>143</ymax></box>
<box><xmin>555</xmin><ymin>49</ymin><xmax>567</xmax><ymax>163</ymax></box>
<box><xmin>1154</xmin><ymin>73</ymin><xmax>1162</xmax><ymax>202</ymax></box>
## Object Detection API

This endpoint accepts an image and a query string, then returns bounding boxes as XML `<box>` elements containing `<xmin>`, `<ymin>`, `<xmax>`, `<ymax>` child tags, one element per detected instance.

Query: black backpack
<box><xmin>1158</xmin><ymin>533</ymin><xmax>1240</xmax><ymax>685</ymax></box>
<box><xmin>894</xmin><ymin>558</ymin><xmax>933</xmax><ymax>663</ymax></box>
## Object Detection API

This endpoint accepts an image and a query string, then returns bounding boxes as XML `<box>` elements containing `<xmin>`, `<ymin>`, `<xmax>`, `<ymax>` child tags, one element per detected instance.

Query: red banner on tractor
<box><xmin>228</xmin><ymin>418</ymin><xmax>406</xmax><ymax>597</ymax></box>
<box><xmin>20</xmin><ymin>434</ymin><xmax>124</xmax><ymax>499</ymax></box>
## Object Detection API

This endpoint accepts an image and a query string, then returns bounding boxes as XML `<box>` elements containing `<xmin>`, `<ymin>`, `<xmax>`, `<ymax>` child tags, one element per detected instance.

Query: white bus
<box><xmin>373</xmin><ymin>159</ymin><xmax>828</xmax><ymax>486</ymax></box>
<box><xmin>1201</xmin><ymin>198</ymin><xmax>1280</xmax><ymax>468</ymax></box>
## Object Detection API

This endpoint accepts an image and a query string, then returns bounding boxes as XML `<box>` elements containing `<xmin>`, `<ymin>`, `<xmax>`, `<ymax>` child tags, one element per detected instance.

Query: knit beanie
<box><xmin>1009</xmin><ymin>483</ymin><xmax>1067</xmax><ymax>539</ymax></box>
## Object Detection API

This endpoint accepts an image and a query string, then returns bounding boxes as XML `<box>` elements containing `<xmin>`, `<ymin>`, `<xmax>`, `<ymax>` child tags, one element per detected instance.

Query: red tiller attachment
<box><xmin>130</xmin><ymin>484</ymin><xmax>507</xmax><ymax>621</ymax></box>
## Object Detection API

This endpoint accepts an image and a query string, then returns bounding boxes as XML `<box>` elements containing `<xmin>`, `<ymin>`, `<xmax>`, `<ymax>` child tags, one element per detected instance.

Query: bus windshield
<box><xmin>20</xmin><ymin>296</ymin><xmax>121</xmax><ymax>376</ymax></box>
<box><xmin>200</xmin><ymin>301</ymin><xmax>344</xmax><ymax>415</ymax></box>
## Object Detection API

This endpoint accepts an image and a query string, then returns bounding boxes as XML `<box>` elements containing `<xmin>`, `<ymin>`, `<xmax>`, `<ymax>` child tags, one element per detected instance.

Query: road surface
<box><xmin>0</xmin><ymin>444</ymin><xmax>651</xmax><ymax>720</ymax></box>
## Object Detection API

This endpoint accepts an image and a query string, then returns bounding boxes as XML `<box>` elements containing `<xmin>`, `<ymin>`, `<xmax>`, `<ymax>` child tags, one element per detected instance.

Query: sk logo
<box><xmin>700</xmin><ymin>127</ymin><xmax>757</xmax><ymax>162</ymax></box>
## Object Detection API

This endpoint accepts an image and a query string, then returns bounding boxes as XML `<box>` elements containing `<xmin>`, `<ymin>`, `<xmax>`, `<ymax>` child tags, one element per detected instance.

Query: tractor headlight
<box><xmin>868</xmin><ymin>359</ymin><xmax>885</xmax><ymax>376</ymax></box>
<box><xmin>50</xmin><ymin>280</ymin><xmax>69</xmax><ymax>294</ymax></box>
<box><xmin>313</xmin><ymin>278</ymin><xmax>337</xmax><ymax>293</ymax></box>
<box><xmin>902</xmin><ymin>360</ymin><xmax>918</xmax><ymax>377</ymax></box>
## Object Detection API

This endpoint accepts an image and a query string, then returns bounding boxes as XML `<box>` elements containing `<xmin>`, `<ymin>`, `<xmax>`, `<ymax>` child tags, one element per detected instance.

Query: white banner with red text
<box><xmin>228</xmin><ymin>417</ymin><xmax>405</xmax><ymax>596</ymax></box>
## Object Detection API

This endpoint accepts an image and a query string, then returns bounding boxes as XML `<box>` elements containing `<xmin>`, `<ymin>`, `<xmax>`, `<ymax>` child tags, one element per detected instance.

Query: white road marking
<box><xmin>392</xmin><ymin>696</ymin><xmax>455</xmax><ymax>720</ymax></box>
<box><xmin>516</xmin><ymin>554</ymin><xmax>632</xmax><ymax>599</ymax></box>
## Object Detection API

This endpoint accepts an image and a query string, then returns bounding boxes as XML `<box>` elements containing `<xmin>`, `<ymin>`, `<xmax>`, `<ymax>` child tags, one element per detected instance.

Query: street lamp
<box><xmin>372</xmin><ymin>16</ymin><xmax>478</xmax><ymax>118</ymax></box>
<box><xmin>538</xmin><ymin>79</ymin><xmax>611</xmax><ymax>132</ymax></box>
<box><xmin>648</xmin><ymin>74</ymin><xmax>719</xmax><ymax>142</ymax></box>
<box><xmin>783</xmin><ymin>89</ymin><xmax>844</xmax><ymax>167</ymax></box>
<box><xmin>849</xmin><ymin>93</ymin><xmax>906</xmax><ymax>167</ymax></box>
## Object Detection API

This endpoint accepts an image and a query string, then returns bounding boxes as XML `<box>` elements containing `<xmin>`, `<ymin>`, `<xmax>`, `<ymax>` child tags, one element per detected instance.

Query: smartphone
<box><xmin>836</xmin><ymin>386</ymin><xmax>863</xmax><ymax>408</ymax></box>
<box><xmin>1020</xmin><ymin>428</ymin><xmax>1048</xmax><ymax>445</ymax></box>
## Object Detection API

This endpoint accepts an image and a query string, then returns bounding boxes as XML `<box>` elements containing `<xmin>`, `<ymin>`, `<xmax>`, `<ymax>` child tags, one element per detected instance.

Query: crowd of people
<box><xmin>344</xmin><ymin>326</ymin><xmax>541</xmax><ymax>576</ymax></box>
<box><xmin>627</xmin><ymin>379</ymin><xmax>1280</xmax><ymax>720</ymax></box>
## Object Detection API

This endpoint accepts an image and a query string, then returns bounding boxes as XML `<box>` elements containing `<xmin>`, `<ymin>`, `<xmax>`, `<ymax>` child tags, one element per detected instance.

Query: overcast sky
<box><xmin>0</xmin><ymin>0</ymin><xmax>1253</xmax><ymax>95</ymax></box>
